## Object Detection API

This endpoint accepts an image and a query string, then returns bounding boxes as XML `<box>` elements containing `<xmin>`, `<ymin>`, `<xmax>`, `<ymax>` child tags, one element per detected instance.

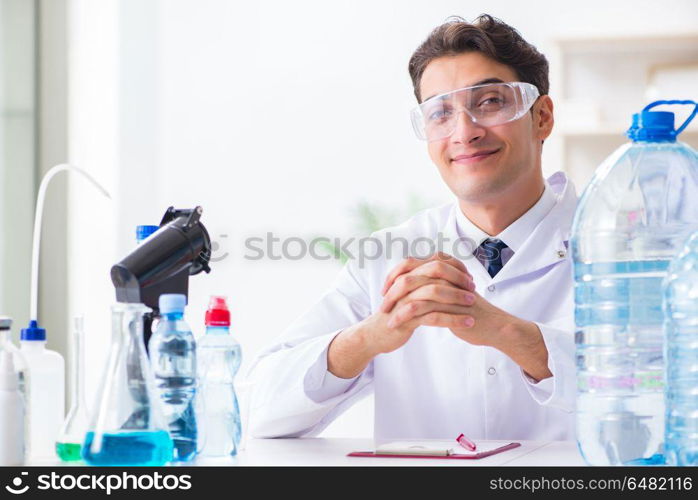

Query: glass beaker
<box><xmin>83</xmin><ymin>303</ymin><xmax>173</xmax><ymax>466</ymax></box>
<box><xmin>56</xmin><ymin>316</ymin><xmax>90</xmax><ymax>461</ymax></box>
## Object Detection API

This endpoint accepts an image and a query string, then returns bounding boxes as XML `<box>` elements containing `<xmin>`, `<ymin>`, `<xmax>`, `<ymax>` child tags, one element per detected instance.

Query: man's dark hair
<box><xmin>408</xmin><ymin>14</ymin><xmax>549</xmax><ymax>103</ymax></box>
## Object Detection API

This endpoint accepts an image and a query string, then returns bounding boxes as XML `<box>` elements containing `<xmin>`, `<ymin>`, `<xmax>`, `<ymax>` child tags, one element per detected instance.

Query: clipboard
<box><xmin>347</xmin><ymin>441</ymin><xmax>521</xmax><ymax>460</ymax></box>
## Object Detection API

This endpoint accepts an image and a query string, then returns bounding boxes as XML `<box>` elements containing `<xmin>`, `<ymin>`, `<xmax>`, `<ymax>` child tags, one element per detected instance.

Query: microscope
<box><xmin>110</xmin><ymin>206</ymin><xmax>211</xmax><ymax>348</ymax></box>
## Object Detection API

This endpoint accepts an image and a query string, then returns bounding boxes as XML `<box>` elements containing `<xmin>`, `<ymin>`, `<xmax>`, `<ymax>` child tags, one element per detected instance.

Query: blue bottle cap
<box><xmin>159</xmin><ymin>294</ymin><xmax>187</xmax><ymax>314</ymax></box>
<box><xmin>136</xmin><ymin>225</ymin><xmax>159</xmax><ymax>243</ymax></box>
<box><xmin>626</xmin><ymin>110</ymin><xmax>675</xmax><ymax>142</ymax></box>
<box><xmin>21</xmin><ymin>320</ymin><xmax>46</xmax><ymax>341</ymax></box>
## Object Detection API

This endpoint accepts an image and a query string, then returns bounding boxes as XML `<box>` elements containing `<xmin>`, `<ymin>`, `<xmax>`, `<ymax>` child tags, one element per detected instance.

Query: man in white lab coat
<box><xmin>249</xmin><ymin>14</ymin><xmax>577</xmax><ymax>442</ymax></box>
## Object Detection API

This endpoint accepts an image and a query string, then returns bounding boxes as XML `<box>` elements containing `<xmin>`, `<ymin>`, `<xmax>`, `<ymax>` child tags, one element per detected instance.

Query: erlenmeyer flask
<box><xmin>56</xmin><ymin>316</ymin><xmax>90</xmax><ymax>461</ymax></box>
<box><xmin>83</xmin><ymin>303</ymin><xmax>173</xmax><ymax>466</ymax></box>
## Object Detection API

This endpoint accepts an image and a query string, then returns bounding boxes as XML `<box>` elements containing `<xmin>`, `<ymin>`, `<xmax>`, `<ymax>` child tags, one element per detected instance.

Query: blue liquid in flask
<box><xmin>85</xmin><ymin>303</ymin><xmax>175</xmax><ymax>467</ymax></box>
<box><xmin>83</xmin><ymin>430</ymin><xmax>173</xmax><ymax>466</ymax></box>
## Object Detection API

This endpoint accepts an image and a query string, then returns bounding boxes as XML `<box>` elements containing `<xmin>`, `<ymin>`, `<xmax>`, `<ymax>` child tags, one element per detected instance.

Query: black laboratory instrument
<box><xmin>110</xmin><ymin>206</ymin><xmax>211</xmax><ymax>348</ymax></box>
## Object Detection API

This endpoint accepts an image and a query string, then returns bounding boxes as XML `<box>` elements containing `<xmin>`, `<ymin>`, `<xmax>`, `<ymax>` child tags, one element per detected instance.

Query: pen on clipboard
<box><xmin>456</xmin><ymin>433</ymin><xmax>477</xmax><ymax>451</ymax></box>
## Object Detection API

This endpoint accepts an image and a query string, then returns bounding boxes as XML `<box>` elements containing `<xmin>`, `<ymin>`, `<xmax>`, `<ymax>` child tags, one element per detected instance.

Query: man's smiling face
<box><xmin>419</xmin><ymin>51</ymin><xmax>549</xmax><ymax>204</ymax></box>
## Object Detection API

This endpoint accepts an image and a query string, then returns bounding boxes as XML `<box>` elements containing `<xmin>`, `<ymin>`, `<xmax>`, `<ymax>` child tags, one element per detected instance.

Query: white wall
<box><xmin>67</xmin><ymin>0</ymin><xmax>119</xmax><ymax>411</ymax></box>
<box><xmin>38</xmin><ymin>0</ymin><xmax>70</xmax><ymax>395</ymax></box>
<box><xmin>0</xmin><ymin>0</ymin><xmax>36</xmax><ymax>348</ymax></box>
<box><xmin>65</xmin><ymin>0</ymin><xmax>698</xmax><ymax>438</ymax></box>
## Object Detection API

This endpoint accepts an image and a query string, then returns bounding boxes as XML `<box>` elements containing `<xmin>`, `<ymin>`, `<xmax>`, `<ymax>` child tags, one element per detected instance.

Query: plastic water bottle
<box><xmin>572</xmin><ymin>100</ymin><xmax>698</xmax><ymax>465</ymax></box>
<box><xmin>20</xmin><ymin>320</ymin><xmax>65</xmax><ymax>460</ymax></box>
<box><xmin>149</xmin><ymin>294</ymin><xmax>198</xmax><ymax>462</ymax></box>
<box><xmin>0</xmin><ymin>350</ymin><xmax>25</xmax><ymax>466</ymax></box>
<box><xmin>0</xmin><ymin>317</ymin><xmax>29</xmax><ymax>405</ymax></box>
<box><xmin>136</xmin><ymin>225</ymin><xmax>159</xmax><ymax>244</ymax></box>
<box><xmin>122</xmin><ymin>224</ymin><xmax>161</xmax><ymax>425</ymax></box>
<box><xmin>135</xmin><ymin>224</ymin><xmax>160</xmax><ymax>346</ymax></box>
<box><xmin>663</xmin><ymin>231</ymin><xmax>698</xmax><ymax>466</ymax></box>
<box><xmin>198</xmin><ymin>296</ymin><xmax>242</xmax><ymax>457</ymax></box>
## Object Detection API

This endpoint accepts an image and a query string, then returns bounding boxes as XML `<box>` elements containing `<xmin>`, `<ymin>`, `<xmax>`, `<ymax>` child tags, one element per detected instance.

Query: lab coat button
<box><xmin>487</xmin><ymin>285</ymin><xmax>495</xmax><ymax>292</ymax></box>
<box><xmin>488</xmin><ymin>367</ymin><xmax>496</xmax><ymax>375</ymax></box>
<box><xmin>557</xmin><ymin>250</ymin><xmax>566</xmax><ymax>258</ymax></box>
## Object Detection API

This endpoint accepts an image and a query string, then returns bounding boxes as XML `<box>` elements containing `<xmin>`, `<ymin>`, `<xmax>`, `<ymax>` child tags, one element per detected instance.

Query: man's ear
<box><xmin>534</xmin><ymin>95</ymin><xmax>554</xmax><ymax>143</ymax></box>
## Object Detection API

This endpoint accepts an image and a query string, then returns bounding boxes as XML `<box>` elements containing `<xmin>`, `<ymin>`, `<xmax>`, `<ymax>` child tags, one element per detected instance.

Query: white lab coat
<box><xmin>248</xmin><ymin>171</ymin><xmax>577</xmax><ymax>443</ymax></box>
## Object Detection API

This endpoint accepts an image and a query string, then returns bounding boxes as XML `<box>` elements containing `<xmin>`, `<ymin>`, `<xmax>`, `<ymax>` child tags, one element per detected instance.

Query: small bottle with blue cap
<box><xmin>148</xmin><ymin>293</ymin><xmax>198</xmax><ymax>462</ymax></box>
<box><xmin>20</xmin><ymin>319</ymin><xmax>65</xmax><ymax>460</ymax></box>
<box><xmin>136</xmin><ymin>225</ymin><xmax>159</xmax><ymax>245</ymax></box>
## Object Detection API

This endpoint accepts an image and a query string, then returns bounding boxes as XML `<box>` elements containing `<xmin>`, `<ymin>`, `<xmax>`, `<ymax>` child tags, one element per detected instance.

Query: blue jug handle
<box><xmin>643</xmin><ymin>100</ymin><xmax>698</xmax><ymax>137</ymax></box>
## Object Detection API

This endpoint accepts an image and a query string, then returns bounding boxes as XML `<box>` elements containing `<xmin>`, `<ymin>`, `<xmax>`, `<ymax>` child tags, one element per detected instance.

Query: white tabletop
<box><xmin>28</xmin><ymin>438</ymin><xmax>586</xmax><ymax>466</ymax></box>
<box><xmin>192</xmin><ymin>438</ymin><xmax>587</xmax><ymax>467</ymax></box>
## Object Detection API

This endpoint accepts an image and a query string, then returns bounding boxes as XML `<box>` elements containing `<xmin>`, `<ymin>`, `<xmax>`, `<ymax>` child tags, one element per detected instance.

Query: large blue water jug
<box><xmin>571</xmin><ymin>100</ymin><xmax>698</xmax><ymax>465</ymax></box>
<box><xmin>663</xmin><ymin>230</ymin><xmax>698</xmax><ymax>466</ymax></box>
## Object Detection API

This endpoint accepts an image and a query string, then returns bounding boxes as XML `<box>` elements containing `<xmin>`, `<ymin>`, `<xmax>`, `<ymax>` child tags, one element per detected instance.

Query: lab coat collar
<box><xmin>495</xmin><ymin>182</ymin><xmax>557</xmax><ymax>253</ymax></box>
<box><xmin>455</xmin><ymin>181</ymin><xmax>557</xmax><ymax>254</ymax></box>
<box><xmin>446</xmin><ymin>171</ymin><xmax>577</xmax><ymax>284</ymax></box>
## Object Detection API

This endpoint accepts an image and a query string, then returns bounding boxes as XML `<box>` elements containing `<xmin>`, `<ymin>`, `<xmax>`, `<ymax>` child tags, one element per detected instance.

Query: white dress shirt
<box><xmin>248</xmin><ymin>172</ymin><xmax>577</xmax><ymax>443</ymax></box>
<box><xmin>462</xmin><ymin>181</ymin><xmax>557</xmax><ymax>268</ymax></box>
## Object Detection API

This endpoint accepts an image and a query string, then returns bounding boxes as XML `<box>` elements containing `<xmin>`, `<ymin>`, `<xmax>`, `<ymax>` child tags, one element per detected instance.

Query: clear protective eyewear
<box><xmin>410</xmin><ymin>81</ymin><xmax>540</xmax><ymax>142</ymax></box>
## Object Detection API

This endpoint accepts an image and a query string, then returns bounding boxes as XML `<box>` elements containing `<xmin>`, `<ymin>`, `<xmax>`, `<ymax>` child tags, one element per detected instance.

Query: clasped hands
<box><xmin>374</xmin><ymin>252</ymin><xmax>551</xmax><ymax>381</ymax></box>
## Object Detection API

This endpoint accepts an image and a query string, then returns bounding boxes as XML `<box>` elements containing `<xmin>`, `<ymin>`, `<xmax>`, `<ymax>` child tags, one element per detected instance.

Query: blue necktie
<box><xmin>476</xmin><ymin>238</ymin><xmax>509</xmax><ymax>278</ymax></box>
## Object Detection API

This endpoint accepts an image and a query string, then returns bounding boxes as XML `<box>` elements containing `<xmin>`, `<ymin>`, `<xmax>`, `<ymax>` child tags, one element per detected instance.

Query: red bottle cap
<box><xmin>205</xmin><ymin>296</ymin><xmax>230</xmax><ymax>326</ymax></box>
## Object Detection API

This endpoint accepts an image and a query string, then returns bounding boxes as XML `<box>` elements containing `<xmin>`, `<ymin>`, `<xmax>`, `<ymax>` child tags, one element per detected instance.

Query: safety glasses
<box><xmin>410</xmin><ymin>82</ymin><xmax>540</xmax><ymax>142</ymax></box>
